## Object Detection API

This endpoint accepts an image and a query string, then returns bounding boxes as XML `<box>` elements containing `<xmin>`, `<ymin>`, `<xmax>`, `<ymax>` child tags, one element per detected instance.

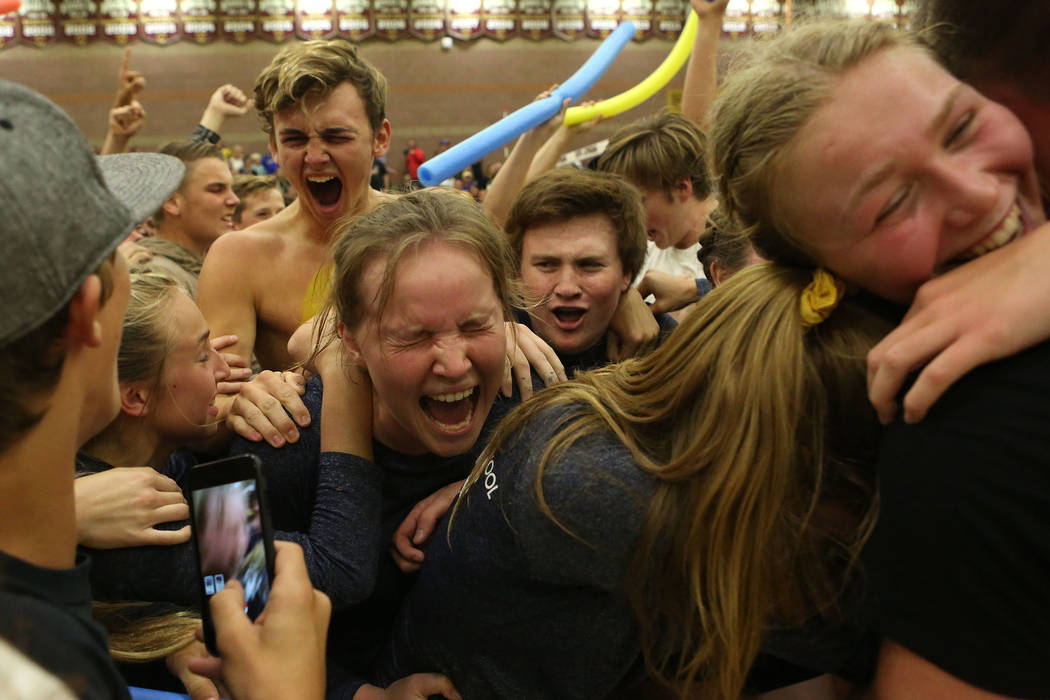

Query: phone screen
<box><xmin>192</xmin><ymin>477</ymin><xmax>271</xmax><ymax>621</ymax></box>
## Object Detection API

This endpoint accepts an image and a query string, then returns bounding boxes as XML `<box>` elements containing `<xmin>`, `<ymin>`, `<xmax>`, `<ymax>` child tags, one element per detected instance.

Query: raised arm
<box><xmin>192</xmin><ymin>83</ymin><xmax>253</xmax><ymax>145</ymax></box>
<box><xmin>681</xmin><ymin>0</ymin><xmax>729</xmax><ymax>130</ymax></box>
<box><xmin>482</xmin><ymin>90</ymin><xmax>568</xmax><ymax>228</ymax></box>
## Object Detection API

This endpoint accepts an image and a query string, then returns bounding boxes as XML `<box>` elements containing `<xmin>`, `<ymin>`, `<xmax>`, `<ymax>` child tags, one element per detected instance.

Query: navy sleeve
<box><xmin>273</xmin><ymin>451</ymin><xmax>383</xmax><ymax>609</ymax></box>
<box><xmin>230</xmin><ymin>376</ymin><xmax>384</xmax><ymax>610</ymax></box>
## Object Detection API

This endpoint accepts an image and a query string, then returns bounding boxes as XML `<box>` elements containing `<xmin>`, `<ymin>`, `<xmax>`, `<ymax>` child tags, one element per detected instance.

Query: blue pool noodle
<box><xmin>417</xmin><ymin>20</ymin><xmax>636</xmax><ymax>186</ymax></box>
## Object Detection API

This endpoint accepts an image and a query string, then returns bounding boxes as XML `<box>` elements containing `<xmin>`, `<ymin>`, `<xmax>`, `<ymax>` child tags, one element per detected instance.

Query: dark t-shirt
<box><xmin>512</xmin><ymin>307</ymin><xmax>677</xmax><ymax>376</ymax></box>
<box><xmin>0</xmin><ymin>548</ymin><xmax>130</xmax><ymax>700</ymax></box>
<box><xmin>374</xmin><ymin>403</ymin><xmax>656</xmax><ymax>699</ymax></box>
<box><xmin>864</xmin><ymin>339</ymin><xmax>1050</xmax><ymax>696</ymax></box>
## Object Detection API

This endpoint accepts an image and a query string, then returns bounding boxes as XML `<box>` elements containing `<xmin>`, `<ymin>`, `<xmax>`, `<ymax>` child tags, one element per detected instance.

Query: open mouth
<box><xmin>221</xmin><ymin>214</ymin><xmax>234</xmax><ymax>228</ymax></box>
<box><xmin>420</xmin><ymin>386</ymin><xmax>479</xmax><ymax>433</ymax></box>
<box><xmin>959</xmin><ymin>203</ymin><xmax>1023</xmax><ymax>261</ymax></box>
<box><xmin>552</xmin><ymin>307</ymin><xmax>586</xmax><ymax>331</ymax></box>
<box><xmin>305</xmin><ymin>175</ymin><xmax>343</xmax><ymax>208</ymax></box>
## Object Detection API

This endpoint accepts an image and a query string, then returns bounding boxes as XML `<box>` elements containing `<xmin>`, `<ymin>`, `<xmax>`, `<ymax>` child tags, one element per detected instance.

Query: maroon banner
<box><xmin>217</xmin><ymin>0</ymin><xmax>256</xmax><ymax>42</ymax></box>
<box><xmin>620</xmin><ymin>0</ymin><xmax>651</xmax><ymax>40</ymax></box>
<box><xmin>179</xmin><ymin>0</ymin><xmax>219</xmax><ymax>42</ymax></box>
<box><xmin>257</xmin><ymin>0</ymin><xmax>294</xmax><ymax>41</ymax></box>
<box><xmin>480</xmin><ymin>0</ymin><xmax>515</xmax><ymax>40</ymax></box>
<box><xmin>57</xmin><ymin>0</ymin><xmax>101</xmax><ymax>43</ymax></box>
<box><xmin>446</xmin><ymin>0</ymin><xmax>481</xmax><ymax>40</ymax></box>
<box><xmin>296</xmin><ymin>0</ymin><xmax>335</xmax><ymax>38</ymax></box>
<box><xmin>720</xmin><ymin>0</ymin><xmax>748</xmax><ymax>37</ymax></box>
<box><xmin>18</xmin><ymin>0</ymin><xmax>58</xmax><ymax>47</ymax></box>
<box><xmin>139</xmin><ymin>0</ymin><xmax>181</xmax><ymax>43</ymax></box>
<box><xmin>551</xmin><ymin>0</ymin><xmax>583</xmax><ymax>40</ymax></box>
<box><xmin>408</xmin><ymin>0</ymin><xmax>443</xmax><ymax>40</ymax></box>
<box><xmin>517</xmin><ymin>0</ymin><xmax>550</xmax><ymax>40</ymax></box>
<box><xmin>335</xmin><ymin>0</ymin><xmax>372</xmax><ymax>40</ymax></box>
<box><xmin>100</xmin><ymin>0</ymin><xmax>141</xmax><ymax>44</ymax></box>
<box><xmin>0</xmin><ymin>7</ymin><xmax>17</xmax><ymax>48</ymax></box>
<box><xmin>585</xmin><ymin>0</ymin><xmax>620</xmax><ymax>38</ymax></box>
<box><xmin>372</xmin><ymin>0</ymin><xmax>407</xmax><ymax>40</ymax></box>
<box><xmin>651</xmin><ymin>0</ymin><xmax>684</xmax><ymax>39</ymax></box>
<box><xmin>749</xmin><ymin>0</ymin><xmax>781</xmax><ymax>35</ymax></box>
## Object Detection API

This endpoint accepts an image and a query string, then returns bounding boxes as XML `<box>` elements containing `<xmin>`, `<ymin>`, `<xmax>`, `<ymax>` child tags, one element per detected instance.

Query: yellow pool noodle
<box><xmin>563</xmin><ymin>10</ymin><xmax>699</xmax><ymax>126</ymax></box>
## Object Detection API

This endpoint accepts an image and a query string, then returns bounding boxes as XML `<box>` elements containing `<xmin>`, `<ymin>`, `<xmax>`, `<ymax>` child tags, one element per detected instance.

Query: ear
<box><xmin>161</xmin><ymin>192</ymin><xmax>181</xmax><ymax>218</ymax></box>
<box><xmin>66</xmin><ymin>275</ymin><xmax>104</xmax><ymax>350</ymax></box>
<box><xmin>619</xmin><ymin>270</ymin><xmax>632</xmax><ymax>294</ymax></box>
<box><xmin>372</xmin><ymin>119</ymin><xmax>391</xmax><ymax>158</ymax></box>
<box><xmin>709</xmin><ymin>260</ymin><xmax>727</xmax><ymax>288</ymax></box>
<box><xmin>338</xmin><ymin>322</ymin><xmax>364</xmax><ymax>366</ymax></box>
<box><xmin>674</xmin><ymin>178</ymin><xmax>693</xmax><ymax>203</ymax></box>
<box><xmin>119</xmin><ymin>381</ymin><xmax>152</xmax><ymax>417</ymax></box>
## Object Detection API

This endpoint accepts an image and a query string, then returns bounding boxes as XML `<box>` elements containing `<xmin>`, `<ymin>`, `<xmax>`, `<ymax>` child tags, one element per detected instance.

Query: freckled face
<box><xmin>775</xmin><ymin>47</ymin><xmax>1045</xmax><ymax>304</ymax></box>
<box><xmin>346</xmin><ymin>241</ymin><xmax>506</xmax><ymax>457</ymax></box>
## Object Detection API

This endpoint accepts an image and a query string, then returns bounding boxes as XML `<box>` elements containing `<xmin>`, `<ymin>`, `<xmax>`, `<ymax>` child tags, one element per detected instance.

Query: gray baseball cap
<box><xmin>0</xmin><ymin>80</ymin><xmax>185</xmax><ymax>346</ymax></box>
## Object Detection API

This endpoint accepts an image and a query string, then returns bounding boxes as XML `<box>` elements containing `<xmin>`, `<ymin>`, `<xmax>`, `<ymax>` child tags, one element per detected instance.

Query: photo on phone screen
<box><xmin>188</xmin><ymin>455</ymin><xmax>275</xmax><ymax>653</ymax></box>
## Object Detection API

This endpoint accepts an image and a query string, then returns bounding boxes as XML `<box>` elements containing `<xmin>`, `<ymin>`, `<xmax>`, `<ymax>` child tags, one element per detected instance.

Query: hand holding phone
<box><xmin>187</xmin><ymin>542</ymin><xmax>330</xmax><ymax>700</ymax></box>
<box><xmin>188</xmin><ymin>454</ymin><xmax>276</xmax><ymax>655</ymax></box>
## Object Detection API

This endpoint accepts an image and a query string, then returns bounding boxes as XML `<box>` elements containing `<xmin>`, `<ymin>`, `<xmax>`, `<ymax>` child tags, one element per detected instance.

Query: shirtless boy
<box><xmin>197</xmin><ymin>38</ymin><xmax>392</xmax><ymax>375</ymax></box>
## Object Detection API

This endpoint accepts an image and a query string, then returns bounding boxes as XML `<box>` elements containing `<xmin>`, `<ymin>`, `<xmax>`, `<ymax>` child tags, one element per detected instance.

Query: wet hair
<box><xmin>114</xmin><ymin>271</ymin><xmax>183</xmax><ymax>385</ymax></box>
<box><xmin>93</xmin><ymin>603</ymin><xmax>199</xmax><ymax>663</ymax></box>
<box><xmin>232</xmin><ymin>174</ymin><xmax>282</xmax><ymax>224</ymax></box>
<box><xmin>597</xmin><ymin>111</ymin><xmax>713</xmax><ymax>201</ymax></box>
<box><xmin>710</xmin><ymin>19</ymin><xmax>924</xmax><ymax>266</ymax></box>
<box><xmin>254</xmin><ymin>37</ymin><xmax>388</xmax><ymax>137</ymax></box>
<box><xmin>322</xmin><ymin>189</ymin><xmax>522</xmax><ymax>342</ymax></box>
<box><xmin>505</xmin><ymin>168</ymin><xmax>648</xmax><ymax>282</ymax></box>
<box><xmin>0</xmin><ymin>253</ymin><xmax>115</xmax><ymax>453</ymax></box>
<box><xmin>457</xmin><ymin>262</ymin><xmax>891</xmax><ymax>697</ymax></box>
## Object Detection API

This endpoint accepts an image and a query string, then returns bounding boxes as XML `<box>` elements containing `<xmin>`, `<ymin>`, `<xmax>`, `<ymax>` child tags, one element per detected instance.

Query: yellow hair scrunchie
<box><xmin>799</xmin><ymin>268</ymin><xmax>845</xmax><ymax>329</ymax></box>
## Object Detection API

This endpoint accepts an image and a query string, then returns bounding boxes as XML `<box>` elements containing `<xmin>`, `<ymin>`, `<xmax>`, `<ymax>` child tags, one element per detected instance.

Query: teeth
<box><xmin>965</xmin><ymin>204</ymin><xmax>1022</xmax><ymax>258</ymax></box>
<box><xmin>307</xmin><ymin>176</ymin><xmax>335</xmax><ymax>183</ymax></box>
<box><xmin>428</xmin><ymin>388</ymin><xmax>474</xmax><ymax>402</ymax></box>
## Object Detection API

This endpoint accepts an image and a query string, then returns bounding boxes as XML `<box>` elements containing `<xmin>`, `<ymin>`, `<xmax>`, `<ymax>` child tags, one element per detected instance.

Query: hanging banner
<box><xmin>479</xmin><ymin>0</ymin><xmax>514</xmax><ymax>40</ymax></box>
<box><xmin>180</xmin><ymin>0</ymin><xmax>219</xmax><ymax>42</ymax></box>
<box><xmin>335</xmin><ymin>0</ymin><xmax>372</xmax><ymax>40</ymax></box>
<box><xmin>551</xmin><ymin>0</ymin><xmax>583</xmax><ymax>40</ymax></box>
<box><xmin>446</xmin><ymin>0</ymin><xmax>480</xmax><ymax>40</ymax></box>
<box><xmin>58</xmin><ymin>0</ymin><xmax>101</xmax><ymax>44</ymax></box>
<box><xmin>585</xmin><ymin>0</ymin><xmax>618</xmax><ymax>38</ymax></box>
<box><xmin>408</xmin><ymin>0</ymin><xmax>443</xmax><ymax>40</ymax></box>
<box><xmin>652</xmin><ymin>0</ymin><xmax>684</xmax><ymax>39</ymax></box>
<box><xmin>720</xmin><ymin>0</ymin><xmax>748</xmax><ymax>36</ymax></box>
<box><xmin>373</xmin><ymin>0</ymin><xmax>407</xmax><ymax>40</ymax></box>
<box><xmin>296</xmin><ymin>0</ymin><xmax>335</xmax><ymax>37</ymax></box>
<box><xmin>19</xmin><ymin>0</ymin><xmax>58</xmax><ymax>46</ymax></box>
<box><xmin>100</xmin><ymin>0</ymin><xmax>140</xmax><ymax>43</ymax></box>
<box><xmin>139</xmin><ymin>0</ymin><xmax>180</xmax><ymax>43</ymax></box>
<box><xmin>620</xmin><ymin>0</ymin><xmax>651</xmax><ymax>40</ymax></box>
<box><xmin>0</xmin><ymin>3</ymin><xmax>17</xmax><ymax>48</ymax></box>
<box><xmin>217</xmin><ymin>0</ymin><xmax>256</xmax><ymax>42</ymax></box>
<box><xmin>750</xmin><ymin>0</ymin><xmax>780</xmax><ymax>34</ymax></box>
<box><xmin>257</xmin><ymin>0</ymin><xmax>294</xmax><ymax>41</ymax></box>
<box><xmin>517</xmin><ymin>0</ymin><xmax>550</xmax><ymax>40</ymax></box>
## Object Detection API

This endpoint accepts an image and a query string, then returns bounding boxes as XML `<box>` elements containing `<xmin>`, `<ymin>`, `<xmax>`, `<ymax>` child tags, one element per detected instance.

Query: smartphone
<box><xmin>187</xmin><ymin>454</ymin><xmax>275</xmax><ymax>655</ymax></box>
